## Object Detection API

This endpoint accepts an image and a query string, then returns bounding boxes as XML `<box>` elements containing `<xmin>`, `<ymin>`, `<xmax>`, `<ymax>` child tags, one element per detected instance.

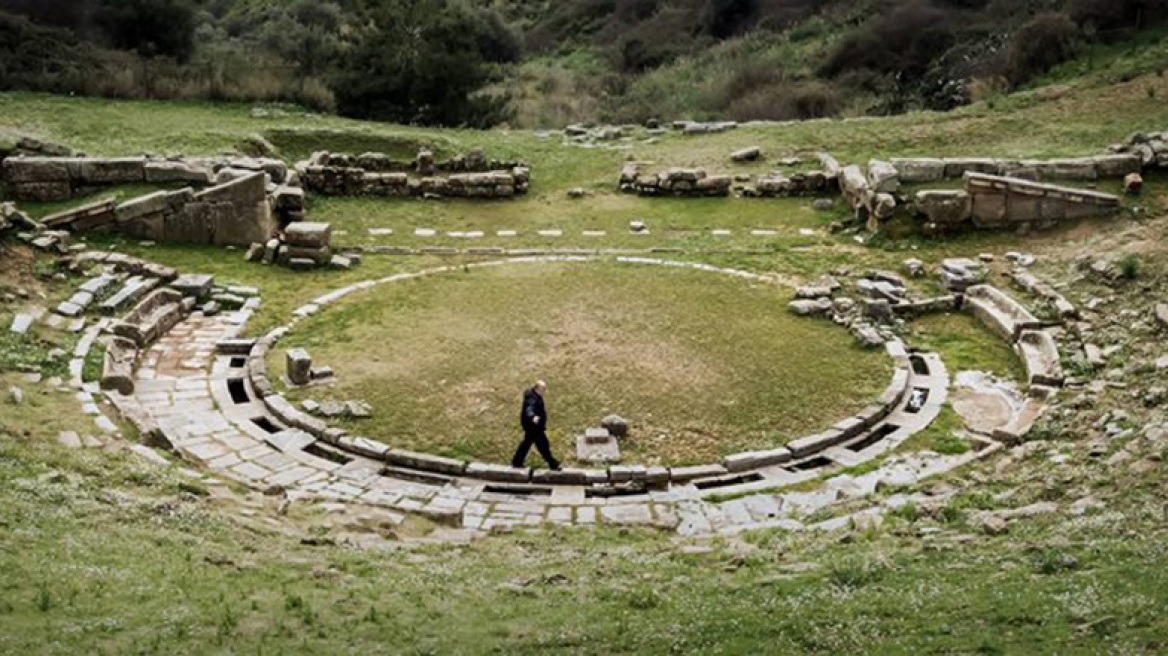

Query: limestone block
<box><xmin>867</xmin><ymin>159</ymin><xmax>900</xmax><ymax>193</ymax></box>
<box><xmin>890</xmin><ymin>157</ymin><xmax>945</xmax><ymax>183</ymax></box>
<box><xmin>386</xmin><ymin>449</ymin><xmax>467</xmax><ymax>475</ymax></box>
<box><xmin>284</xmin><ymin>222</ymin><xmax>332</xmax><ymax>248</ymax></box>
<box><xmin>77</xmin><ymin>157</ymin><xmax>146</xmax><ymax>184</ymax></box>
<box><xmin>2</xmin><ymin>157</ymin><xmax>71</xmax><ymax>183</ymax></box>
<box><xmin>1016</xmin><ymin>330</ymin><xmax>1065</xmax><ymax>387</ymax></box>
<box><xmin>465</xmin><ymin>462</ymin><xmax>530</xmax><ymax>483</ymax></box>
<box><xmin>286</xmin><ymin>348</ymin><xmax>312</xmax><ymax>385</ymax></box>
<box><xmin>115</xmin><ymin>191</ymin><xmax>170</xmax><ymax>224</ymax></box>
<box><xmin>915</xmin><ymin>190</ymin><xmax>971</xmax><ymax>225</ymax></box>
<box><xmin>661</xmin><ymin>465</ymin><xmax>723</xmax><ymax>485</ymax></box>
<box><xmin>100</xmin><ymin>336</ymin><xmax>138</xmax><ymax>396</ymax></box>
<box><xmin>943</xmin><ymin>158</ymin><xmax>1000</xmax><ymax>178</ymax></box>
<box><xmin>731</xmin><ymin>146</ymin><xmax>761</xmax><ymax>162</ymax></box>
<box><xmin>169</xmin><ymin>273</ymin><xmax>214</xmax><ymax>298</ymax></box>
<box><xmin>13</xmin><ymin>181</ymin><xmax>72</xmax><ymax>202</ymax></box>
<box><xmin>787</xmin><ymin>429</ymin><xmax>846</xmax><ymax>458</ymax></box>
<box><xmin>723</xmin><ymin>447</ymin><xmax>792</xmax><ymax>472</ymax></box>
<box><xmin>144</xmin><ymin>160</ymin><xmax>214</xmax><ymax>185</ymax></box>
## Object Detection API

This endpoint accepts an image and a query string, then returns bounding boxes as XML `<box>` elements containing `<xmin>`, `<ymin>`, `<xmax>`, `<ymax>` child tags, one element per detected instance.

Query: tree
<box><xmin>333</xmin><ymin>0</ymin><xmax>514</xmax><ymax>127</ymax></box>
<box><xmin>97</xmin><ymin>0</ymin><xmax>196</xmax><ymax>62</ymax></box>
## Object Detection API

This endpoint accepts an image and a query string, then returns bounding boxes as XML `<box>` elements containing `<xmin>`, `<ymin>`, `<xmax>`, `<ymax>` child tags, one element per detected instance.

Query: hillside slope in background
<box><xmin>1</xmin><ymin>0</ymin><xmax>1166</xmax><ymax>127</ymax></box>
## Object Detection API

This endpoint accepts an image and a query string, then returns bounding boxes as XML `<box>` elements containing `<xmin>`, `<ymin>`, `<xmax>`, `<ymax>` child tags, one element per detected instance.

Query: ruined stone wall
<box><xmin>914</xmin><ymin>173</ymin><xmax>1121</xmax><ymax>233</ymax></box>
<box><xmin>617</xmin><ymin>164</ymin><xmax>731</xmax><ymax>197</ymax></box>
<box><xmin>888</xmin><ymin>154</ymin><xmax>1141</xmax><ymax>184</ymax></box>
<box><xmin>39</xmin><ymin>172</ymin><xmax>278</xmax><ymax>247</ymax></box>
<box><xmin>0</xmin><ymin>155</ymin><xmax>290</xmax><ymax>202</ymax></box>
<box><xmin>298</xmin><ymin>149</ymin><xmax>530</xmax><ymax>199</ymax></box>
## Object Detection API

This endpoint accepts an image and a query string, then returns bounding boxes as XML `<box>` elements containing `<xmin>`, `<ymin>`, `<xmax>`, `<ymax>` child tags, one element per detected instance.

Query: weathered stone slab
<box><xmin>1016</xmin><ymin>330</ymin><xmax>1065</xmax><ymax>387</ymax></box>
<box><xmin>100</xmin><ymin>336</ymin><xmax>137</xmax><ymax>395</ymax></box>
<box><xmin>723</xmin><ymin>447</ymin><xmax>792</xmax><ymax>472</ymax></box>
<box><xmin>170</xmin><ymin>273</ymin><xmax>214</xmax><ymax>298</ymax></box>
<box><xmin>285</xmin><ymin>222</ymin><xmax>332</xmax><ymax>248</ymax></box>
<box><xmin>787</xmin><ymin>428</ymin><xmax>846</xmax><ymax>458</ymax></box>
<box><xmin>890</xmin><ymin>157</ymin><xmax>945</xmax><ymax>183</ymax></box>
<box><xmin>965</xmin><ymin>284</ymin><xmax>1042</xmax><ymax>341</ymax></box>
<box><xmin>386</xmin><ymin>449</ymin><xmax>467</xmax><ymax>475</ymax></box>
<box><xmin>266</xmin><ymin>429</ymin><xmax>315</xmax><ymax>453</ymax></box>
<box><xmin>285</xmin><ymin>349</ymin><xmax>312</xmax><ymax>385</ymax></box>
<box><xmin>466</xmin><ymin>462</ymin><xmax>530</xmax><ymax>483</ymax></box>
<box><xmin>669</xmin><ymin>464</ymin><xmax>729</xmax><ymax>483</ymax></box>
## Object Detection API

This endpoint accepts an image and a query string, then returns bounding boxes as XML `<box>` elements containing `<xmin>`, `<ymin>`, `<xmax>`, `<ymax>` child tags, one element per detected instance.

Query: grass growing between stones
<box><xmin>272</xmin><ymin>259</ymin><xmax>891</xmax><ymax>465</ymax></box>
<box><xmin>906</xmin><ymin>312</ymin><xmax>1026</xmax><ymax>382</ymax></box>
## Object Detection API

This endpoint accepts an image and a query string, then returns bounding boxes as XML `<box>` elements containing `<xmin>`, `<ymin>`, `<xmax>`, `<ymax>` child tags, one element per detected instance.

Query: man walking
<box><xmin>511</xmin><ymin>380</ymin><xmax>560</xmax><ymax>470</ymax></box>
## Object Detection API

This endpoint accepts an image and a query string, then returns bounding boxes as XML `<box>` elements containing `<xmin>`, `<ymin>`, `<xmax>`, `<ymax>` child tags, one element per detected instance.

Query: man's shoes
<box><xmin>550</xmin><ymin>463</ymin><xmax>562</xmax><ymax>471</ymax></box>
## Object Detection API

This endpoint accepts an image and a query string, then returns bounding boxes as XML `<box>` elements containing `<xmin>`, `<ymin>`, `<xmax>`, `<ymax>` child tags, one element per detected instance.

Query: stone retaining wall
<box><xmin>298</xmin><ymin>149</ymin><xmax>529</xmax><ymax>199</ymax></box>
<box><xmin>1</xmin><ymin>155</ymin><xmax>289</xmax><ymax>202</ymax></box>
<box><xmin>618</xmin><ymin>164</ymin><xmax>731</xmax><ymax>197</ymax></box>
<box><xmin>40</xmin><ymin>172</ymin><xmax>278</xmax><ymax>247</ymax></box>
<box><xmin>889</xmin><ymin>154</ymin><xmax>1141</xmax><ymax>184</ymax></box>
<box><xmin>915</xmin><ymin>173</ymin><xmax>1121</xmax><ymax>233</ymax></box>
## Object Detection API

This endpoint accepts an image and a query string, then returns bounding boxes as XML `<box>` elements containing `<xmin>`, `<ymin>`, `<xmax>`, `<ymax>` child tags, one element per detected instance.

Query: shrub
<box><xmin>1119</xmin><ymin>254</ymin><xmax>1141</xmax><ymax>280</ymax></box>
<box><xmin>97</xmin><ymin>0</ymin><xmax>197</xmax><ymax>62</ymax></box>
<box><xmin>1068</xmin><ymin>0</ymin><xmax>1144</xmax><ymax>33</ymax></box>
<box><xmin>1007</xmin><ymin>12</ymin><xmax>1080</xmax><ymax>85</ymax></box>
<box><xmin>821</xmin><ymin>1</ymin><xmax>956</xmax><ymax>79</ymax></box>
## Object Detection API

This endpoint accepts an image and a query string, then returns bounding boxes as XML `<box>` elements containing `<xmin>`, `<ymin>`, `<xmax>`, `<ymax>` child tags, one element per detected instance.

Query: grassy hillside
<box><xmin>2</xmin><ymin>50</ymin><xmax>1168</xmax><ymax>653</ymax></box>
<box><xmin>3</xmin><ymin>0</ymin><xmax>1167</xmax><ymax>127</ymax></box>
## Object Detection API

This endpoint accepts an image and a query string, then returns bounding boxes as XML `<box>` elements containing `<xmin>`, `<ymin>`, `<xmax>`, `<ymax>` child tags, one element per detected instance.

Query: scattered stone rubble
<box><xmin>789</xmin><ymin>269</ymin><xmax>956</xmax><ymax>347</ymax></box>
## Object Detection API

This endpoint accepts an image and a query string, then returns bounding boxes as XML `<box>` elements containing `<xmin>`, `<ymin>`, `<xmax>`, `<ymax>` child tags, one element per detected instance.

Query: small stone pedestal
<box><xmin>576</xmin><ymin>427</ymin><xmax>620</xmax><ymax>464</ymax></box>
<box><xmin>286</xmin><ymin>348</ymin><xmax>312</xmax><ymax>386</ymax></box>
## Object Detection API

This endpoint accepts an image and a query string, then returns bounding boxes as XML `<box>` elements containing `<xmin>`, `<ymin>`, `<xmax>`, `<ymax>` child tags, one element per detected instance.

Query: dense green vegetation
<box><xmin>3</xmin><ymin>0</ymin><xmax>1167</xmax><ymax>127</ymax></box>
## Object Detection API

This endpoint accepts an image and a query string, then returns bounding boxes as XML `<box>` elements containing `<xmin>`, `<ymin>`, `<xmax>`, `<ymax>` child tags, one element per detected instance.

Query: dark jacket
<box><xmin>520</xmin><ymin>387</ymin><xmax>546</xmax><ymax>433</ymax></box>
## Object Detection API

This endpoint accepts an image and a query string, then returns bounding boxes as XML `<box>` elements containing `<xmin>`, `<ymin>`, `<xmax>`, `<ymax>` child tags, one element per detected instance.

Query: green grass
<box><xmin>271</xmin><ymin>260</ymin><xmax>891</xmax><ymax>465</ymax></box>
<box><xmin>906</xmin><ymin>312</ymin><xmax>1026</xmax><ymax>382</ymax></box>
<box><xmin>1</xmin><ymin>419</ymin><xmax>1167</xmax><ymax>655</ymax></box>
<box><xmin>898</xmin><ymin>404</ymin><xmax>972</xmax><ymax>456</ymax></box>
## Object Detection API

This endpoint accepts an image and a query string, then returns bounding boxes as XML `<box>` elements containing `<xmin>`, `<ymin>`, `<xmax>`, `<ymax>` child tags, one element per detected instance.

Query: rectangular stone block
<box><xmin>787</xmin><ymin>428</ymin><xmax>845</xmax><ymax>458</ymax></box>
<box><xmin>285</xmin><ymin>222</ymin><xmax>332</xmax><ymax>248</ymax></box>
<box><xmin>970</xmin><ymin>192</ymin><xmax>1007</xmax><ymax>227</ymax></box>
<box><xmin>2</xmin><ymin>157</ymin><xmax>71</xmax><ymax>182</ymax></box>
<box><xmin>77</xmin><ymin>157</ymin><xmax>146</xmax><ymax>184</ymax></box>
<box><xmin>466</xmin><ymin>462</ymin><xmax>530</xmax><ymax>483</ymax></box>
<box><xmin>723</xmin><ymin>447</ymin><xmax>792</xmax><ymax>473</ymax></box>
<box><xmin>385</xmin><ymin>449</ymin><xmax>468</xmax><ymax>475</ymax></box>
<box><xmin>285</xmin><ymin>348</ymin><xmax>312</xmax><ymax>385</ymax></box>
<box><xmin>669</xmin><ymin>464</ymin><xmax>729</xmax><ymax>483</ymax></box>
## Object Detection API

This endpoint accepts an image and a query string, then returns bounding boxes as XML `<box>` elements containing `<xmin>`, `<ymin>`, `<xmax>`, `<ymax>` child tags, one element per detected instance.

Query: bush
<box><xmin>97</xmin><ymin>0</ymin><xmax>197</xmax><ymax>62</ymax></box>
<box><xmin>1119</xmin><ymin>254</ymin><xmax>1141</xmax><ymax>280</ymax></box>
<box><xmin>1007</xmin><ymin>12</ymin><xmax>1080</xmax><ymax>85</ymax></box>
<box><xmin>1068</xmin><ymin>0</ymin><xmax>1144</xmax><ymax>33</ymax></box>
<box><xmin>333</xmin><ymin>0</ymin><xmax>514</xmax><ymax>127</ymax></box>
<box><xmin>821</xmin><ymin>1</ymin><xmax>956</xmax><ymax>79</ymax></box>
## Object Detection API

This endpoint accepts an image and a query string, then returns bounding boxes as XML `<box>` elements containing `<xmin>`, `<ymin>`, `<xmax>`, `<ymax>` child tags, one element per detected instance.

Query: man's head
<box><xmin>534</xmin><ymin>380</ymin><xmax>547</xmax><ymax>395</ymax></box>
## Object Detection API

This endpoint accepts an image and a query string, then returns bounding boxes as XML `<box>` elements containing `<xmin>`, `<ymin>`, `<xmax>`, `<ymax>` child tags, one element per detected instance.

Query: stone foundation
<box><xmin>39</xmin><ymin>172</ymin><xmax>277</xmax><ymax>247</ymax></box>
<box><xmin>618</xmin><ymin>164</ymin><xmax>731</xmax><ymax>197</ymax></box>
<box><xmin>1</xmin><ymin>155</ymin><xmax>288</xmax><ymax>202</ymax></box>
<box><xmin>297</xmin><ymin>149</ymin><xmax>529</xmax><ymax>199</ymax></box>
<box><xmin>915</xmin><ymin>173</ymin><xmax>1121</xmax><ymax>233</ymax></box>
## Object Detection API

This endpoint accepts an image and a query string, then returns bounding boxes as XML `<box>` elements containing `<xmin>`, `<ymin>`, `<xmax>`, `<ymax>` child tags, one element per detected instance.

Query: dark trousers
<box><xmin>511</xmin><ymin>429</ymin><xmax>559</xmax><ymax>469</ymax></box>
